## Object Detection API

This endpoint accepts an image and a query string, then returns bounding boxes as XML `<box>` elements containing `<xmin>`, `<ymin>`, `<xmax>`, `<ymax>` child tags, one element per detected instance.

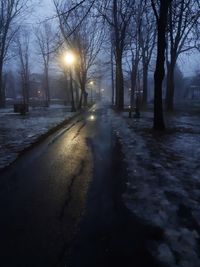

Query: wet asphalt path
<box><xmin>0</xmin><ymin>104</ymin><xmax>161</xmax><ymax>267</ymax></box>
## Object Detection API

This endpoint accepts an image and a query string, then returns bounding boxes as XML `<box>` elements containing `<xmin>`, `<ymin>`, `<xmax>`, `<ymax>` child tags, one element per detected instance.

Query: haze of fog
<box><xmin>34</xmin><ymin>2</ymin><xmax>200</xmax><ymax>77</ymax></box>
<box><xmin>6</xmin><ymin>0</ymin><xmax>199</xmax><ymax>77</ymax></box>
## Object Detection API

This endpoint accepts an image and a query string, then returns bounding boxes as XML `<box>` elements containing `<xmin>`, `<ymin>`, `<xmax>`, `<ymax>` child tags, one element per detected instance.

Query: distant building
<box><xmin>184</xmin><ymin>75</ymin><xmax>200</xmax><ymax>99</ymax></box>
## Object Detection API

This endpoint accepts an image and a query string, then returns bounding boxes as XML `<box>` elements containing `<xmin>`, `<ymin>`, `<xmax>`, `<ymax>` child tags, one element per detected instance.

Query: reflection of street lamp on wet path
<box><xmin>64</xmin><ymin>52</ymin><xmax>76</xmax><ymax>112</ymax></box>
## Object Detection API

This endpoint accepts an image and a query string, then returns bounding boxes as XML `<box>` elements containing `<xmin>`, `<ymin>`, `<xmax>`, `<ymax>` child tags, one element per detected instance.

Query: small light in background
<box><xmin>88</xmin><ymin>114</ymin><xmax>96</xmax><ymax>121</ymax></box>
<box><xmin>90</xmin><ymin>115</ymin><xmax>95</xmax><ymax>120</ymax></box>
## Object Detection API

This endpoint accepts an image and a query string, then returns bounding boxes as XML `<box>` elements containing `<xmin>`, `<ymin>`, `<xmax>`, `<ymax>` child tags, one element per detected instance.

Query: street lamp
<box><xmin>64</xmin><ymin>52</ymin><xmax>75</xmax><ymax>65</ymax></box>
<box><xmin>64</xmin><ymin>51</ymin><xmax>76</xmax><ymax>112</ymax></box>
<box><xmin>89</xmin><ymin>80</ymin><xmax>94</xmax><ymax>104</ymax></box>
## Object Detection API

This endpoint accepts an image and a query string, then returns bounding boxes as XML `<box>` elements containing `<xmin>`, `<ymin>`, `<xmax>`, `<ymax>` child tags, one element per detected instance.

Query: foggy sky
<box><xmin>15</xmin><ymin>0</ymin><xmax>200</xmax><ymax>77</ymax></box>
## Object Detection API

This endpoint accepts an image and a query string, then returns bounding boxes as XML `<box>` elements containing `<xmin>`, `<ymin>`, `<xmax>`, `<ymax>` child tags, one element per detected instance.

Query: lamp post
<box><xmin>89</xmin><ymin>81</ymin><xmax>94</xmax><ymax>104</ymax></box>
<box><xmin>64</xmin><ymin>52</ymin><xmax>76</xmax><ymax>112</ymax></box>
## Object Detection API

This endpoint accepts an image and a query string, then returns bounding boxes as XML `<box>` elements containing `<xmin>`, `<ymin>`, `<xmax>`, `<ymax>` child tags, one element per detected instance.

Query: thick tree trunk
<box><xmin>83</xmin><ymin>91</ymin><xmax>88</xmax><ymax>107</ymax></box>
<box><xmin>78</xmin><ymin>82</ymin><xmax>87</xmax><ymax>109</ymax></box>
<box><xmin>115</xmin><ymin>51</ymin><xmax>124</xmax><ymax>110</ymax></box>
<box><xmin>153</xmin><ymin>0</ymin><xmax>171</xmax><ymax>131</ymax></box>
<box><xmin>165</xmin><ymin>62</ymin><xmax>175</xmax><ymax>111</ymax></box>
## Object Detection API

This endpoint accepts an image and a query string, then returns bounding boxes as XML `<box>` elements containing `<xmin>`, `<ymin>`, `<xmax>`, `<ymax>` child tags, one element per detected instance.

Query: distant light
<box><xmin>89</xmin><ymin>115</ymin><xmax>95</xmax><ymax>121</ymax></box>
<box><xmin>90</xmin><ymin>81</ymin><xmax>94</xmax><ymax>85</ymax></box>
<box><xmin>101</xmin><ymin>88</ymin><xmax>105</xmax><ymax>92</ymax></box>
<box><xmin>38</xmin><ymin>90</ymin><xmax>41</xmax><ymax>94</ymax></box>
<box><xmin>129</xmin><ymin>88</ymin><xmax>131</xmax><ymax>91</ymax></box>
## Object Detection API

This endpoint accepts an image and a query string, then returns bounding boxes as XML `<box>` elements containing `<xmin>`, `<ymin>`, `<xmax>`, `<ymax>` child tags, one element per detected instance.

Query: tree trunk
<box><xmin>0</xmin><ymin>63</ymin><xmax>6</xmax><ymax>108</ymax></box>
<box><xmin>130</xmin><ymin>66</ymin><xmax>137</xmax><ymax>109</ymax></box>
<box><xmin>153</xmin><ymin>0</ymin><xmax>171</xmax><ymax>131</ymax></box>
<box><xmin>22</xmin><ymin>84</ymin><xmax>26</xmax><ymax>105</ymax></box>
<box><xmin>78</xmin><ymin>89</ymin><xmax>83</xmax><ymax>109</ymax></box>
<box><xmin>78</xmin><ymin>80</ymin><xmax>87</xmax><ymax>109</ymax></box>
<box><xmin>69</xmin><ymin>70</ymin><xmax>76</xmax><ymax>112</ymax></box>
<box><xmin>111</xmin><ymin>46</ymin><xmax>115</xmax><ymax>105</ymax></box>
<box><xmin>165</xmin><ymin>61</ymin><xmax>175</xmax><ymax>111</ymax></box>
<box><xmin>142</xmin><ymin>64</ymin><xmax>148</xmax><ymax>108</ymax></box>
<box><xmin>115</xmin><ymin>52</ymin><xmax>124</xmax><ymax>110</ymax></box>
<box><xmin>75</xmin><ymin>86</ymin><xmax>79</xmax><ymax>107</ymax></box>
<box><xmin>22</xmin><ymin>78</ymin><xmax>29</xmax><ymax>111</ymax></box>
<box><xmin>44</xmin><ymin>68</ymin><xmax>50</xmax><ymax>107</ymax></box>
<box><xmin>83</xmin><ymin>91</ymin><xmax>88</xmax><ymax>107</ymax></box>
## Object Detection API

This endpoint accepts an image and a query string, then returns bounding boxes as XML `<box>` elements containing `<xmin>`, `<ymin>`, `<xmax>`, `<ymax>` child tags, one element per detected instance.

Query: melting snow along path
<box><xmin>110</xmin><ymin>109</ymin><xmax>200</xmax><ymax>267</ymax></box>
<box><xmin>0</xmin><ymin>105</ymin><xmax>75</xmax><ymax>170</ymax></box>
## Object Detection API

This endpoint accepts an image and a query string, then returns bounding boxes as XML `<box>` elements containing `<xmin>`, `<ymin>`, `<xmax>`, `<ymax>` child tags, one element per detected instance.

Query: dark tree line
<box><xmin>1</xmin><ymin>0</ymin><xmax>200</xmax><ymax>130</ymax></box>
<box><xmin>56</xmin><ymin>0</ymin><xmax>199</xmax><ymax>130</ymax></box>
<box><xmin>0</xmin><ymin>0</ymin><xmax>29</xmax><ymax>108</ymax></box>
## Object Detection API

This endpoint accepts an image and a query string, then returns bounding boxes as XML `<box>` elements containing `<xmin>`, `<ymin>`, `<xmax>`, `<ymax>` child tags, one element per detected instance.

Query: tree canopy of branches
<box><xmin>98</xmin><ymin>0</ymin><xmax>135</xmax><ymax>110</ymax></box>
<box><xmin>151</xmin><ymin>0</ymin><xmax>172</xmax><ymax>130</ymax></box>
<box><xmin>0</xmin><ymin>0</ymin><xmax>29</xmax><ymax>108</ymax></box>
<box><xmin>140</xmin><ymin>2</ymin><xmax>156</xmax><ymax>107</ymax></box>
<box><xmin>166</xmin><ymin>0</ymin><xmax>200</xmax><ymax>111</ymax></box>
<box><xmin>16</xmin><ymin>29</ymin><xmax>30</xmax><ymax>108</ymax></box>
<box><xmin>35</xmin><ymin>23</ymin><xmax>55</xmax><ymax>107</ymax></box>
<box><xmin>54</xmin><ymin>0</ymin><xmax>104</xmax><ymax>109</ymax></box>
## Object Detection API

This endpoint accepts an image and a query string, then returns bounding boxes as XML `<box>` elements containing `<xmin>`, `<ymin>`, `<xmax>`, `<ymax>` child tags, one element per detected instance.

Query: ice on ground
<box><xmin>0</xmin><ymin>105</ymin><xmax>74</xmax><ymax>170</ymax></box>
<box><xmin>110</xmin><ymin>107</ymin><xmax>200</xmax><ymax>267</ymax></box>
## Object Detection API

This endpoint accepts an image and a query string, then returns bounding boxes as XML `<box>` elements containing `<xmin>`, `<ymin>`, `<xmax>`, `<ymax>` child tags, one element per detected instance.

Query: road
<box><xmin>0</xmin><ymin>104</ymin><xmax>161</xmax><ymax>267</ymax></box>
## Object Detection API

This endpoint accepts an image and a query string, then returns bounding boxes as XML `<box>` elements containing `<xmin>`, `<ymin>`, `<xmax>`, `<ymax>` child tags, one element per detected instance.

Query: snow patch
<box><xmin>110</xmin><ymin>109</ymin><xmax>200</xmax><ymax>267</ymax></box>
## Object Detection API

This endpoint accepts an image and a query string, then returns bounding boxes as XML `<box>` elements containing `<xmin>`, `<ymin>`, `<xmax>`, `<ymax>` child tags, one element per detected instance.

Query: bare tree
<box><xmin>98</xmin><ymin>0</ymin><xmax>135</xmax><ymax>110</ymax></box>
<box><xmin>151</xmin><ymin>0</ymin><xmax>172</xmax><ymax>130</ymax></box>
<box><xmin>17</xmin><ymin>29</ymin><xmax>30</xmax><ymax>111</ymax></box>
<box><xmin>35</xmin><ymin>23</ymin><xmax>54</xmax><ymax>107</ymax></box>
<box><xmin>165</xmin><ymin>0</ymin><xmax>200</xmax><ymax>111</ymax></box>
<box><xmin>0</xmin><ymin>0</ymin><xmax>29</xmax><ymax>108</ymax></box>
<box><xmin>126</xmin><ymin>1</ymin><xmax>143</xmax><ymax>110</ymax></box>
<box><xmin>54</xmin><ymin>0</ymin><xmax>104</xmax><ymax>109</ymax></box>
<box><xmin>140</xmin><ymin>2</ymin><xmax>156</xmax><ymax>107</ymax></box>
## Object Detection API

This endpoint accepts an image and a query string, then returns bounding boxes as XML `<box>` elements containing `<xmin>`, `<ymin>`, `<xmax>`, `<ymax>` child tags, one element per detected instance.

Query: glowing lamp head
<box><xmin>88</xmin><ymin>114</ymin><xmax>96</xmax><ymax>121</ymax></box>
<box><xmin>90</xmin><ymin>81</ymin><xmax>94</xmax><ymax>85</ymax></box>
<box><xmin>90</xmin><ymin>115</ymin><xmax>95</xmax><ymax>120</ymax></box>
<box><xmin>64</xmin><ymin>52</ymin><xmax>75</xmax><ymax>65</ymax></box>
